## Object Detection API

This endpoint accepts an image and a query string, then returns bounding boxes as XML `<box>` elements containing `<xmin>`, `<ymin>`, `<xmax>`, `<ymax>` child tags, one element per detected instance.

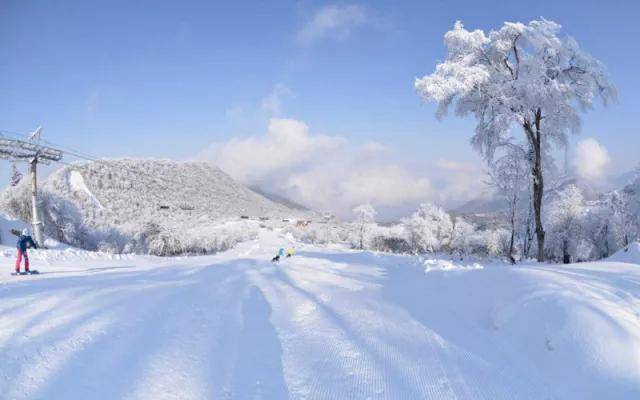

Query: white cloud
<box><xmin>203</xmin><ymin>118</ymin><xmax>344</xmax><ymax>184</ymax></box>
<box><xmin>296</xmin><ymin>4</ymin><xmax>369</xmax><ymax>45</ymax></box>
<box><xmin>573</xmin><ymin>138</ymin><xmax>611</xmax><ymax>181</ymax></box>
<box><xmin>261</xmin><ymin>84</ymin><xmax>294</xmax><ymax>115</ymax></box>
<box><xmin>432</xmin><ymin>158</ymin><xmax>486</xmax><ymax>200</ymax></box>
<box><xmin>201</xmin><ymin>118</ymin><xmax>436</xmax><ymax>219</ymax></box>
<box><xmin>435</xmin><ymin>158</ymin><xmax>475</xmax><ymax>173</ymax></box>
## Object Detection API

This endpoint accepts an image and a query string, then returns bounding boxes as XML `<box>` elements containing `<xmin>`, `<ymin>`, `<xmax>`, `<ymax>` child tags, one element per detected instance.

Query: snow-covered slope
<box><xmin>1</xmin><ymin>231</ymin><xmax>638</xmax><ymax>399</ymax></box>
<box><xmin>0</xmin><ymin>159</ymin><xmax>311</xmax><ymax>254</ymax></box>
<box><xmin>45</xmin><ymin>159</ymin><xmax>306</xmax><ymax>222</ymax></box>
<box><xmin>609</xmin><ymin>241</ymin><xmax>640</xmax><ymax>264</ymax></box>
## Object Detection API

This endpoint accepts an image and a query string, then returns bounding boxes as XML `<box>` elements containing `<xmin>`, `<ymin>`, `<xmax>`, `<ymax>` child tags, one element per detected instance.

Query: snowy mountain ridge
<box><xmin>0</xmin><ymin>159</ymin><xmax>311</xmax><ymax>254</ymax></box>
<box><xmin>452</xmin><ymin>170</ymin><xmax>640</xmax><ymax>218</ymax></box>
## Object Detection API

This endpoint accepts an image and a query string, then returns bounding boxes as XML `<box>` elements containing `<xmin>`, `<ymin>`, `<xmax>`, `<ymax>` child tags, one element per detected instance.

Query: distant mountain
<box><xmin>250</xmin><ymin>186</ymin><xmax>310</xmax><ymax>211</ymax></box>
<box><xmin>449</xmin><ymin>195</ymin><xmax>506</xmax><ymax>216</ymax></box>
<box><xmin>452</xmin><ymin>169</ymin><xmax>640</xmax><ymax>217</ymax></box>
<box><xmin>0</xmin><ymin>159</ymin><xmax>310</xmax><ymax>254</ymax></box>
<box><xmin>609</xmin><ymin>169</ymin><xmax>640</xmax><ymax>189</ymax></box>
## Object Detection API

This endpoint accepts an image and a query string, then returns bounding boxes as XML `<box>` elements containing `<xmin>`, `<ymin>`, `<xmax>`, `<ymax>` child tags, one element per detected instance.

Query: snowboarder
<box><xmin>272</xmin><ymin>247</ymin><xmax>285</xmax><ymax>262</ymax></box>
<box><xmin>286</xmin><ymin>247</ymin><xmax>296</xmax><ymax>258</ymax></box>
<box><xmin>15</xmin><ymin>228</ymin><xmax>37</xmax><ymax>274</ymax></box>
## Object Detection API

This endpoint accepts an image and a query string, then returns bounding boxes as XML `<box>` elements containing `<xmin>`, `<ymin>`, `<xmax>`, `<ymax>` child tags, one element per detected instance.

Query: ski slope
<box><xmin>1</xmin><ymin>232</ymin><xmax>639</xmax><ymax>399</ymax></box>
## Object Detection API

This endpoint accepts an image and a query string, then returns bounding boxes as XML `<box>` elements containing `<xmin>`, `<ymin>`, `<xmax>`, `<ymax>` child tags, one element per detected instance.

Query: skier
<box><xmin>272</xmin><ymin>247</ymin><xmax>285</xmax><ymax>262</ymax></box>
<box><xmin>15</xmin><ymin>228</ymin><xmax>37</xmax><ymax>274</ymax></box>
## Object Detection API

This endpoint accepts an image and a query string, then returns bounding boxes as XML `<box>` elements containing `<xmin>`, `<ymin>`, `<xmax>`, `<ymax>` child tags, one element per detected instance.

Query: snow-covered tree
<box><xmin>403</xmin><ymin>203</ymin><xmax>453</xmax><ymax>253</ymax></box>
<box><xmin>352</xmin><ymin>204</ymin><xmax>377</xmax><ymax>249</ymax></box>
<box><xmin>415</xmin><ymin>19</ymin><xmax>615</xmax><ymax>262</ymax></box>
<box><xmin>10</xmin><ymin>164</ymin><xmax>23</xmax><ymax>187</ymax></box>
<box><xmin>488</xmin><ymin>147</ymin><xmax>529</xmax><ymax>263</ymax></box>
<box><xmin>545</xmin><ymin>185</ymin><xmax>585</xmax><ymax>263</ymax></box>
<box><xmin>450</xmin><ymin>217</ymin><xmax>475</xmax><ymax>258</ymax></box>
<box><xmin>485</xmin><ymin>228</ymin><xmax>512</xmax><ymax>258</ymax></box>
<box><xmin>581</xmin><ymin>202</ymin><xmax>614</xmax><ymax>259</ymax></box>
<box><xmin>609</xmin><ymin>175</ymin><xmax>640</xmax><ymax>247</ymax></box>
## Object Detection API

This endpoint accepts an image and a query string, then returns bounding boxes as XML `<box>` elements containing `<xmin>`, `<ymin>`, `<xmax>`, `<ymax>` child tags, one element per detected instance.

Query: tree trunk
<box><xmin>523</xmin><ymin>201</ymin><xmax>534</xmax><ymax>259</ymax></box>
<box><xmin>562</xmin><ymin>239</ymin><xmax>571</xmax><ymax>264</ymax></box>
<box><xmin>508</xmin><ymin>193</ymin><xmax>517</xmax><ymax>264</ymax></box>
<box><xmin>524</xmin><ymin>109</ymin><xmax>545</xmax><ymax>262</ymax></box>
<box><xmin>533</xmin><ymin>150</ymin><xmax>545</xmax><ymax>262</ymax></box>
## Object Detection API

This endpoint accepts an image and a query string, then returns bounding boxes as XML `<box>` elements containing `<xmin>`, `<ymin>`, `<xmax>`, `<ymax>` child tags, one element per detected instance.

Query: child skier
<box><xmin>15</xmin><ymin>228</ymin><xmax>37</xmax><ymax>274</ymax></box>
<box><xmin>272</xmin><ymin>247</ymin><xmax>285</xmax><ymax>262</ymax></box>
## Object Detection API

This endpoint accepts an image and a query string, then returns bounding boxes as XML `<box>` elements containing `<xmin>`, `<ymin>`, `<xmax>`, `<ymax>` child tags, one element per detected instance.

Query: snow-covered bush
<box><xmin>370</xmin><ymin>235</ymin><xmax>412</xmax><ymax>254</ymax></box>
<box><xmin>368</xmin><ymin>223</ymin><xmax>410</xmax><ymax>253</ymax></box>
<box><xmin>463</xmin><ymin>228</ymin><xmax>511</xmax><ymax>258</ymax></box>
<box><xmin>403</xmin><ymin>203</ymin><xmax>453</xmax><ymax>253</ymax></box>
<box><xmin>282</xmin><ymin>222</ymin><xmax>348</xmax><ymax>246</ymax></box>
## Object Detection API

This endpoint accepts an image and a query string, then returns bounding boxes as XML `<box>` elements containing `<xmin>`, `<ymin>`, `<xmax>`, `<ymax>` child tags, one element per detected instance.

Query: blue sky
<box><xmin>1</xmin><ymin>0</ymin><xmax>638</xmax><ymax>218</ymax></box>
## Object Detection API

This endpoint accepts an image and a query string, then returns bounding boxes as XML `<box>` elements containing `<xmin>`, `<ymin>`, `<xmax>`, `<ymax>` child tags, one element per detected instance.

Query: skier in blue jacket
<box><xmin>15</xmin><ymin>229</ymin><xmax>37</xmax><ymax>274</ymax></box>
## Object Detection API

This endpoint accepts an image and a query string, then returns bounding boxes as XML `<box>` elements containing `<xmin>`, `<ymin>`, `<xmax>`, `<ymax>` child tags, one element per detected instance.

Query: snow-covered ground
<box><xmin>1</xmin><ymin>231</ymin><xmax>639</xmax><ymax>399</ymax></box>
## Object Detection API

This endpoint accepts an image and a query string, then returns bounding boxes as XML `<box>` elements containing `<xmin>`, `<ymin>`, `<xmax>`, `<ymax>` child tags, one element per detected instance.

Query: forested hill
<box><xmin>0</xmin><ymin>159</ymin><xmax>310</xmax><ymax>254</ymax></box>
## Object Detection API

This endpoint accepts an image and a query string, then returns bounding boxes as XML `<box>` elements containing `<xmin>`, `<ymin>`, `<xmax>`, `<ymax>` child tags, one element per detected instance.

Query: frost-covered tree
<box><xmin>352</xmin><ymin>204</ymin><xmax>377</xmax><ymax>249</ymax></box>
<box><xmin>545</xmin><ymin>185</ymin><xmax>585</xmax><ymax>263</ymax></box>
<box><xmin>10</xmin><ymin>164</ymin><xmax>23</xmax><ymax>187</ymax></box>
<box><xmin>403</xmin><ymin>203</ymin><xmax>453</xmax><ymax>253</ymax></box>
<box><xmin>608</xmin><ymin>177</ymin><xmax>640</xmax><ymax>247</ymax></box>
<box><xmin>485</xmin><ymin>228</ymin><xmax>512</xmax><ymax>258</ymax></box>
<box><xmin>415</xmin><ymin>19</ymin><xmax>615</xmax><ymax>261</ymax></box>
<box><xmin>450</xmin><ymin>217</ymin><xmax>475</xmax><ymax>258</ymax></box>
<box><xmin>581</xmin><ymin>202</ymin><xmax>614</xmax><ymax>259</ymax></box>
<box><xmin>488</xmin><ymin>147</ymin><xmax>529</xmax><ymax>263</ymax></box>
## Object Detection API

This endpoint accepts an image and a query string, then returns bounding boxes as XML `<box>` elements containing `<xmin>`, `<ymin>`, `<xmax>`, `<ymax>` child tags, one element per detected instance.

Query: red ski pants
<box><xmin>15</xmin><ymin>250</ymin><xmax>29</xmax><ymax>272</ymax></box>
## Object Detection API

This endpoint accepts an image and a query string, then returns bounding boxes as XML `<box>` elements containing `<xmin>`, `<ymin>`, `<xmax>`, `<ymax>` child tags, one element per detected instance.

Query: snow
<box><xmin>68</xmin><ymin>170</ymin><xmax>104</xmax><ymax>209</ymax></box>
<box><xmin>1</xmin><ymin>230</ymin><xmax>639</xmax><ymax>399</ymax></box>
<box><xmin>423</xmin><ymin>258</ymin><xmax>483</xmax><ymax>272</ymax></box>
<box><xmin>608</xmin><ymin>241</ymin><xmax>640</xmax><ymax>264</ymax></box>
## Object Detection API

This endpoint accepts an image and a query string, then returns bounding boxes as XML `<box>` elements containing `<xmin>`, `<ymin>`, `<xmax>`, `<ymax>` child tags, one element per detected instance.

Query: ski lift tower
<box><xmin>0</xmin><ymin>128</ymin><xmax>63</xmax><ymax>246</ymax></box>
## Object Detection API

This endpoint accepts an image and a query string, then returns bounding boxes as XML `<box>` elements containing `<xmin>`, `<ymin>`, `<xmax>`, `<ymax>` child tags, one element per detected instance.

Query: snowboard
<box><xmin>10</xmin><ymin>270</ymin><xmax>39</xmax><ymax>276</ymax></box>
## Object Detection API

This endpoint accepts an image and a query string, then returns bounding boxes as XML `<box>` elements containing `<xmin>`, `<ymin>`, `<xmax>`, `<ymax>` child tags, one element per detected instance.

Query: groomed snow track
<box><xmin>1</xmin><ymin>231</ymin><xmax>639</xmax><ymax>399</ymax></box>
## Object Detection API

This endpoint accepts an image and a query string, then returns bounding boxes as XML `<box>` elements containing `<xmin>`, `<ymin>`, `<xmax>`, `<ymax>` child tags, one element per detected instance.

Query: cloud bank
<box><xmin>201</xmin><ymin>118</ymin><xmax>485</xmax><ymax>220</ymax></box>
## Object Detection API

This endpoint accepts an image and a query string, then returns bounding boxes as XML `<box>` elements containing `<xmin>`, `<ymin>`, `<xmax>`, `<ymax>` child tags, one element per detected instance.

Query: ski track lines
<box><xmin>260</xmin><ymin>254</ymin><xmax>540</xmax><ymax>400</ymax></box>
<box><xmin>0</xmin><ymin>237</ymin><xmax>635</xmax><ymax>399</ymax></box>
<box><xmin>0</xmin><ymin>261</ymin><xmax>251</xmax><ymax>400</ymax></box>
